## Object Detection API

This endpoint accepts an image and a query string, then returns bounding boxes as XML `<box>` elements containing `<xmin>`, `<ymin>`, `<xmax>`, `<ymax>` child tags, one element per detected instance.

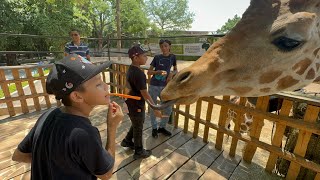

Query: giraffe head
<box><xmin>160</xmin><ymin>0</ymin><xmax>320</xmax><ymax>105</ymax></box>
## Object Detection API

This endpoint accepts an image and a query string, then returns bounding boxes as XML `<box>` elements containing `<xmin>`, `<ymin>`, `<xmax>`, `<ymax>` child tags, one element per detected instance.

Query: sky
<box><xmin>188</xmin><ymin>0</ymin><xmax>251</xmax><ymax>32</ymax></box>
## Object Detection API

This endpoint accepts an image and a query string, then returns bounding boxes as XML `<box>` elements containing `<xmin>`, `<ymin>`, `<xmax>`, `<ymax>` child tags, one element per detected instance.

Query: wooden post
<box><xmin>173</xmin><ymin>104</ymin><xmax>180</xmax><ymax>128</ymax></box>
<box><xmin>243</xmin><ymin>96</ymin><xmax>269</xmax><ymax>163</ymax></box>
<box><xmin>215</xmin><ymin>96</ymin><xmax>230</xmax><ymax>150</ymax></box>
<box><xmin>12</xmin><ymin>69</ymin><xmax>29</xmax><ymax>113</ymax></box>
<box><xmin>183</xmin><ymin>105</ymin><xmax>190</xmax><ymax>133</ymax></box>
<box><xmin>109</xmin><ymin>64</ymin><xmax>115</xmax><ymax>93</ymax></box>
<box><xmin>193</xmin><ymin>99</ymin><xmax>202</xmax><ymax>138</ymax></box>
<box><xmin>203</xmin><ymin>101</ymin><xmax>214</xmax><ymax>143</ymax></box>
<box><xmin>38</xmin><ymin>67</ymin><xmax>51</xmax><ymax>108</ymax></box>
<box><xmin>229</xmin><ymin>97</ymin><xmax>246</xmax><ymax>157</ymax></box>
<box><xmin>286</xmin><ymin>105</ymin><xmax>320</xmax><ymax>179</ymax></box>
<box><xmin>0</xmin><ymin>69</ymin><xmax>15</xmax><ymax>116</ymax></box>
<box><xmin>25</xmin><ymin>68</ymin><xmax>41</xmax><ymax>111</ymax></box>
<box><xmin>265</xmin><ymin>99</ymin><xmax>292</xmax><ymax>172</ymax></box>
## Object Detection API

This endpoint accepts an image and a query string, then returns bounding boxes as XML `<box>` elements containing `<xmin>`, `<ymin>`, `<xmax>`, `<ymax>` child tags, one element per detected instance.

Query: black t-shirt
<box><xmin>18</xmin><ymin>108</ymin><xmax>114</xmax><ymax>180</ymax></box>
<box><xmin>125</xmin><ymin>65</ymin><xmax>147</xmax><ymax>114</ymax></box>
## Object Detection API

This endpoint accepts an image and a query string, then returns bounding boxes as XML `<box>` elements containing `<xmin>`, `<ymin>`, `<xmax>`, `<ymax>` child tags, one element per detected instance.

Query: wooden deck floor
<box><xmin>0</xmin><ymin>101</ymin><xmax>281</xmax><ymax>180</ymax></box>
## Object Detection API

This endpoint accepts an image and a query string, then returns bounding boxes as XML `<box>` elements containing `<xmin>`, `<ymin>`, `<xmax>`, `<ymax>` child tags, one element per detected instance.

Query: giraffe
<box><xmin>152</xmin><ymin>0</ymin><xmax>320</xmax><ymax>107</ymax></box>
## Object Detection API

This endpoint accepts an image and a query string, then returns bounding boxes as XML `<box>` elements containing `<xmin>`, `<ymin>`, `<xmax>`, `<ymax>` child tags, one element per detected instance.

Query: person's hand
<box><xmin>166</xmin><ymin>73</ymin><xmax>173</xmax><ymax>84</ymax></box>
<box><xmin>107</xmin><ymin>101</ymin><xmax>124</xmax><ymax>128</ymax></box>
<box><xmin>154</xmin><ymin>110</ymin><xmax>162</xmax><ymax>118</ymax></box>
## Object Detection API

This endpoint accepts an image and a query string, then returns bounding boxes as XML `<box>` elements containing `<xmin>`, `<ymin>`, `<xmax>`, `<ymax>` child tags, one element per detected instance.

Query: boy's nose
<box><xmin>104</xmin><ymin>83</ymin><xmax>109</xmax><ymax>91</ymax></box>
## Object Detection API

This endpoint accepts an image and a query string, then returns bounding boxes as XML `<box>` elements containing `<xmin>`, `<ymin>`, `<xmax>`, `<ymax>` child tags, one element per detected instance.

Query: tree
<box><xmin>119</xmin><ymin>0</ymin><xmax>149</xmax><ymax>37</ymax></box>
<box><xmin>145</xmin><ymin>0</ymin><xmax>194</xmax><ymax>34</ymax></box>
<box><xmin>79</xmin><ymin>0</ymin><xmax>114</xmax><ymax>53</ymax></box>
<box><xmin>216</xmin><ymin>15</ymin><xmax>241</xmax><ymax>34</ymax></box>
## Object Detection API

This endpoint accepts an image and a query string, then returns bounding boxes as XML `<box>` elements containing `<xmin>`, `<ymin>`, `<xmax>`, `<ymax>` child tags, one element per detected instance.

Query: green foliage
<box><xmin>216</xmin><ymin>15</ymin><xmax>241</xmax><ymax>34</ymax></box>
<box><xmin>145</xmin><ymin>0</ymin><xmax>195</xmax><ymax>34</ymax></box>
<box><xmin>120</xmin><ymin>0</ymin><xmax>149</xmax><ymax>37</ymax></box>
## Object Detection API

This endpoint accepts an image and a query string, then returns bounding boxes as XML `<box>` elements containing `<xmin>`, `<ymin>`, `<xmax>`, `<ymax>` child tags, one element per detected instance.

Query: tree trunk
<box><xmin>116</xmin><ymin>0</ymin><xmax>121</xmax><ymax>60</ymax></box>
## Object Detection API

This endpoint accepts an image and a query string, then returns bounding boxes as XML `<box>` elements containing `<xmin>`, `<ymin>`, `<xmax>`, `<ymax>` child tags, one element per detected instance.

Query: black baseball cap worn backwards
<box><xmin>128</xmin><ymin>45</ymin><xmax>147</xmax><ymax>59</ymax></box>
<box><xmin>46</xmin><ymin>54</ymin><xmax>112</xmax><ymax>100</ymax></box>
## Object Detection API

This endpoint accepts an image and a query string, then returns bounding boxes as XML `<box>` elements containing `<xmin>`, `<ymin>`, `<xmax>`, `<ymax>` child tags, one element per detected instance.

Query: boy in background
<box><xmin>64</xmin><ymin>29</ymin><xmax>91</xmax><ymax>61</ymax></box>
<box><xmin>147</xmin><ymin>39</ymin><xmax>178</xmax><ymax>138</ymax></box>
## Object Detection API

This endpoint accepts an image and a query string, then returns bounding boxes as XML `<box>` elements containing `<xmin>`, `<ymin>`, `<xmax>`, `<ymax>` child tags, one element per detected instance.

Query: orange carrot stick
<box><xmin>109</xmin><ymin>93</ymin><xmax>141</xmax><ymax>100</ymax></box>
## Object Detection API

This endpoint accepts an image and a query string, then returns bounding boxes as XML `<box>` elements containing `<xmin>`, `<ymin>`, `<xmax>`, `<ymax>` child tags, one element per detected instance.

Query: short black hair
<box><xmin>69</xmin><ymin>29</ymin><xmax>80</xmax><ymax>35</ymax></box>
<box><xmin>159</xmin><ymin>39</ymin><xmax>171</xmax><ymax>45</ymax></box>
<box><xmin>60</xmin><ymin>84</ymin><xmax>85</xmax><ymax>106</ymax></box>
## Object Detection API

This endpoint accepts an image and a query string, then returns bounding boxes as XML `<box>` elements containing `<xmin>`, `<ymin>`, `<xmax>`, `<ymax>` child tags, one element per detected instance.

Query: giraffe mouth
<box><xmin>146</xmin><ymin>99</ymin><xmax>177</xmax><ymax>110</ymax></box>
<box><xmin>146</xmin><ymin>95</ymin><xmax>199</xmax><ymax>110</ymax></box>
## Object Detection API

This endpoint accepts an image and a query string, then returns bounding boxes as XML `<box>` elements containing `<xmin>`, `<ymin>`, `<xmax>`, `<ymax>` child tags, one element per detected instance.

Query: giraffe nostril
<box><xmin>177</xmin><ymin>71</ymin><xmax>191</xmax><ymax>83</ymax></box>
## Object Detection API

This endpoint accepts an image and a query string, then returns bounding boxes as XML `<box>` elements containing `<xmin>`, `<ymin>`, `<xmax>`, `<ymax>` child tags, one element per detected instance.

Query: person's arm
<box><xmin>12</xmin><ymin>149</ymin><xmax>32</xmax><ymax>163</ymax></box>
<box><xmin>12</xmin><ymin>126</ymin><xmax>35</xmax><ymax>163</ymax></box>
<box><xmin>140</xmin><ymin>89</ymin><xmax>162</xmax><ymax>117</ymax></box>
<box><xmin>96</xmin><ymin>102</ymin><xmax>123</xmax><ymax>180</ymax></box>
<box><xmin>166</xmin><ymin>56</ymin><xmax>178</xmax><ymax>83</ymax></box>
<box><xmin>86</xmin><ymin>48</ymin><xmax>90</xmax><ymax>61</ymax></box>
<box><xmin>64</xmin><ymin>44</ymin><xmax>70</xmax><ymax>56</ymax></box>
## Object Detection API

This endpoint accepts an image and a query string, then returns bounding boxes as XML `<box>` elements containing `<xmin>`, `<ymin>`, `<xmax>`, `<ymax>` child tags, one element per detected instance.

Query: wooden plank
<box><xmin>11</xmin><ymin>69</ymin><xmax>29</xmax><ymax>114</ymax></box>
<box><xmin>193</xmin><ymin>100</ymin><xmax>202</xmax><ymax>138</ymax></box>
<box><xmin>203</xmin><ymin>102</ymin><xmax>214</xmax><ymax>143</ymax></box>
<box><xmin>230</xmin><ymin>160</ymin><xmax>280</xmax><ymax>180</ymax></box>
<box><xmin>243</xmin><ymin>96</ymin><xmax>269</xmax><ymax>163</ymax></box>
<box><xmin>12</xmin><ymin>170</ymin><xmax>30</xmax><ymax>180</ymax></box>
<box><xmin>215</xmin><ymin>96</ymin><xmax>230</xmax><ymax>150</ymax></box>
<box><xmin>174</xmin><ymin>104</ymin><xmax>180</xmax><ymax>128</ymax></box>
<box><xmin>119</xmin><ymin>65</ymin><xmax>124</xmax><ymax>94</ymax></box>
<box><xmin>139</xmin><ymin>137</ymin><xmax>206</xmax><ymax>180</ymax></box>
<box><xmin>229</xmin><ymin>97</ymin><xmax>246</xmax><ymax>157</ymax></box>
<box><xmin>200</xmin><ymin>151</ymin><xmax>241</xmax><ymax>179</ymax></box>
<box><xmin>168</xmin><ymin>143</ymin><xmax>222</xmax><ymax>180</ymax></box>
<box><xmin>25</xmin><ymin>68</ymin><xmax>41</xmax><ymax>111</ymax></box>
<box><xmin>183</xmin><ymin>105</ymin><xmax>190</xmax><ymax>133</ymax></box>
<box><xmin>0</xmin><ymin>69</ymin><xmax>15</xmax><ymax>116</ymax></box>
<box><xmin>38</xmin><ymin>67</ymin><xmax>51</xmax><ymax>108</ymax></box>
<box><xmin>265</xmin><ymin>99</ymin><xmax>293</xmax><ymax>172</ymax></box>
<box><xmin>111</xmin><ymin>168</ymin><xmax>132</xmax><ymax>180</ymax></box>
<box><xmin>124</xmin><ymin>129</ymin><xmax>189</xmax><ymax>179</ymax></box>
<box><xmin>286</xmin><ymin>105</ymin><xmax>320</xmax><ymax>179</ymax></box>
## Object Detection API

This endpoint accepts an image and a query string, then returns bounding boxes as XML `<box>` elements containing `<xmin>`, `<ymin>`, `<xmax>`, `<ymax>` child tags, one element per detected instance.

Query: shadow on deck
<box><xmin>0</xmin><ymin>98</ymin><xmax>281</xmax><ymax>180</ymax></box>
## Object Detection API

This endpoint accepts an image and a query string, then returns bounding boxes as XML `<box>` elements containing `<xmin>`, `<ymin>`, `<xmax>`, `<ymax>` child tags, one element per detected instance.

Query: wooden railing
<box><xmin>1</xmin><ymin>62</ymin><xmax>320</xmax><ymax>179</ymax></box>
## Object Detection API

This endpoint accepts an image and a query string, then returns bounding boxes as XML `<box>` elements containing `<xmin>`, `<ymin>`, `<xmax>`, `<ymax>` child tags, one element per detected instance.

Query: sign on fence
<box><xmin>149</xmin><ymin>43</ymin><xmax>207</xmax><ymax>56</ymax></box>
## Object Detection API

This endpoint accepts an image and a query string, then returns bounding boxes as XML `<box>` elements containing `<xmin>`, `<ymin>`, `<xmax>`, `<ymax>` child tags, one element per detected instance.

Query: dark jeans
<box><xmin>124</xmin><ymin>112</ymin><xmax>145</xmax><ymax>152</ymax></box>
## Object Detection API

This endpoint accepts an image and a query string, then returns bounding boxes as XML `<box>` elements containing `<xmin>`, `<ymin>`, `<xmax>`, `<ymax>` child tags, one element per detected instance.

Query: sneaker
<box><xmin>120</xmin><ymin>139</ymin><xmax>134</xmax><ymax>149</ymax></box>
<box><xmin>133</xmin><ymin>149</ymin><xmax>152</xmax><ymax>159</ymax></box>
<box><xmin>158</xmin><ymin>128</ymin><xmax>172</xmax><ymax>136</ymax></box>
<box><xmin>152</xmin><ymin>128</ymin><xmax>158</xmax><ymax>138</ymax></box>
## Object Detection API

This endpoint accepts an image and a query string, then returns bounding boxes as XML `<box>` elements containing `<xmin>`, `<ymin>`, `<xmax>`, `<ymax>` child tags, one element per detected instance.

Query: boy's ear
<box><xmin>69</xmin><ymin>91</ymin><xmax>84</xmax><ymax>103</ymax></box>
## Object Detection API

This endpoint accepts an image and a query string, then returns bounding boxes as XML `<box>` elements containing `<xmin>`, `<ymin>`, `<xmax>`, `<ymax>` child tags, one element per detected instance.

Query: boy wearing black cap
<box><xmin>121</xmin><ymin>45</ymin><xmax>162</xmax><ymax>159</ymax></box>
<box><xmin>12</xmin><ymin>54</ymin><xmax>123</xmax><ymax>180</ymax></box>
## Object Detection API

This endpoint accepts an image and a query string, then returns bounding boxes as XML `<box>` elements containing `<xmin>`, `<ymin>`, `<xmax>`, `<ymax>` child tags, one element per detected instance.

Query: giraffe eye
<box><xmin>272</xmin><ymin>36</ymin><xmax>302</xmax><ymax>51</ymax></box>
